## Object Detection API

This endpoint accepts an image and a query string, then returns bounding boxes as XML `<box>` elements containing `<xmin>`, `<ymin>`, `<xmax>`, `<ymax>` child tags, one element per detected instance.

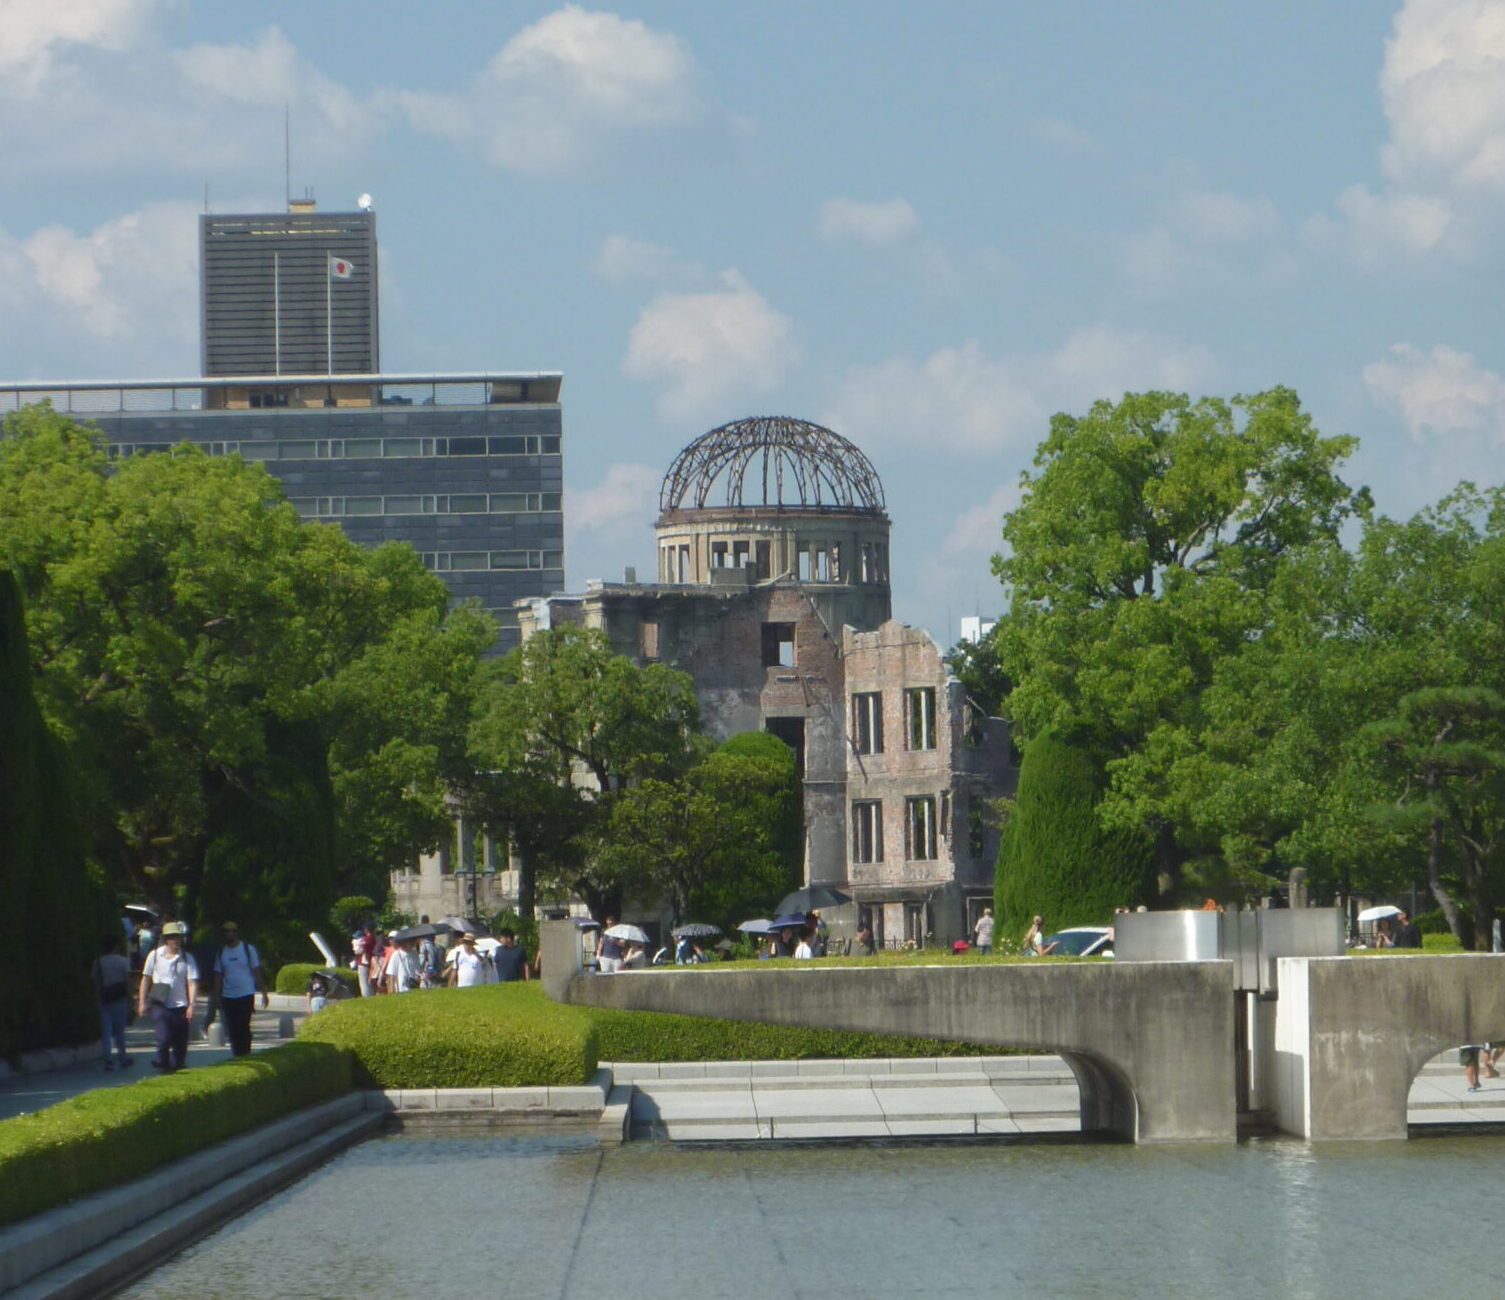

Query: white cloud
<box><xmin>942</xmin><ymin>481</ymin><xmax>1023</xmax><ymax>557</ymax></box>
<box><xmin>0</xmin><ymin>200</ymin><xmax>201</xmax><ymax>374</ymax></box>
<box><xmin>1364</xmin><ymin>342</ymin><xmax>1505</xmax><ymax>439</ymax></box>
<box><xmin>1308</xmin><ymin>1</ymin><xmax>1505</xmax><ymax>265</ymax></box>
<box><xmin>1381</xmin><ymin>0</ymin><xmax>1505</xmax><ymax>193</ymax></box>
<box><xmin>0</xmin><ymin>16</ymin><xmax>379</xmax><ymax>179</ymax></box>
<box><xmin>1121</xmin><ymin>189</ymin><xmax>1286</xmax><ymax>294</ymax></box>
<box><xmin>566</xmin><ymin>462</ymin><xmax>660</xmax><ymax>532</ymax></box>
<box><xmin>397</xmin><ymin>6</ymin><xmax>703</xmax><ymax>173</ymax></box>
<box><xmin>592</xmin><ymin>233</ymin><xmax>700</xmax><ymax>284</ymax></box>
<box><xmin>622</xmin><ymin>270</ymin><xmax>797</xmax><ymax>422</ymax></box>
<box><xmin>816</xmin><ymin>197</ymin><xmax>921</xmax><ymax>248</ymax></box>
<box><xmin>0</xmin><ymin>0</ymin><xmax>158</xmax><ymax>88</ymax></box>
<box><xmin>825</xmin><ymin>326</ymin><xmax>1216</xmax><ymax>457</ymax></box>
<box><xmin>1026</xmin><ymin>116</ymin><xmax>1095</xmax><ymax>153</ymax></box>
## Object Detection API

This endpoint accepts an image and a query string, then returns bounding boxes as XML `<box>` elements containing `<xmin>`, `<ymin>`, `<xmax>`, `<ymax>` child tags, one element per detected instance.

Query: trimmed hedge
<box><xmin>298</xmin><ymin>983</ymin><xmax>993</xmax><ymax>1087</ymax></box>
<box><xmin>0</xmin><ymin>1041</ymin><xmax>352</xmax><ymax>1228</ymax></box>
<box><xmin>275</xmin><ymin>963</ymin><xmax>360</xmax><ymax>996</ymax></box>
<box><xmin>297</xmin><ymin>984</ymin><xmax>598</xmax><ymax>1088</ymax></box>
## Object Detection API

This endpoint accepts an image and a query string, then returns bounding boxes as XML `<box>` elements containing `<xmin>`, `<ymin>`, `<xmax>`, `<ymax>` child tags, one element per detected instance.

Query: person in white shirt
<box><xmin>448</xmin><ymin>933</ymin><xmax>491</xmax><ymax>988</ymax></box>
<box><xmin>138</xmin><ymin>921</ymin><xmax>198</xmax><ymax>1072</ymax></box>
<box><xmin>384</xmin><ymin>938</ymin><xmax>418</xmax><ymax>993</ymax></box>
<box><xmin>973</xmin><ymin>908</ymin><xmax>995</xmax><ymax>955</ymax></box>
<box><xmin>793</xmin><ymin>928</ymin><xmax>815</xmax><ymax>960</ymax></box>
<box><xmin>213</xmin><ymin>923</ymin><xmax>268</xmax><ymax>1057</ymax></box>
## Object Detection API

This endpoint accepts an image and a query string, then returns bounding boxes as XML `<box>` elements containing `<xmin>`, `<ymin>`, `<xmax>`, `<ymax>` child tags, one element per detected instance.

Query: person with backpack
<box><xmin>212</xmin><ymin>922</ymin><xmax>268</xmax><ymax>1057</ymax></box>
<box><xmin>92</xmin><ymin>934</ymin><xmax>134</xmax><ymax>1071</ymax></box>
<box><xmin>137</xmin><ymin>921</ymin><xmax>198</xmax><ymax>1072</ymax></box>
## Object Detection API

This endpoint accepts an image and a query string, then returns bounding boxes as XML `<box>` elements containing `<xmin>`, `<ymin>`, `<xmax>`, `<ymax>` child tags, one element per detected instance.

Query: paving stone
<box><xmin>434</xmin><ymin>1089</ymin><xmax>493</xmax><ymax>1111</ymax></box>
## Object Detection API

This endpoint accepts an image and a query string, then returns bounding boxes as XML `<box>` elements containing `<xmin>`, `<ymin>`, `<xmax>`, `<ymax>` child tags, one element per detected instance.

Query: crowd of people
<box><xmin>338</xmin><ymin>922</ymin><xmax>534</xmax><ymax>1005</ymax></box>
<box><xmin>93</xmin><ymin>912</ymin><xmax>269</xmax><ymax>1074</ymax></box>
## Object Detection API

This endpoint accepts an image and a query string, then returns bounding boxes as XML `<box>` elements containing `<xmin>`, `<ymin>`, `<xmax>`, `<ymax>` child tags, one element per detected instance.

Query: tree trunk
<box><xmin>1427</xmin><ymin>807</ymin><xmax>1466</xmax><ymax>942</ymax></box>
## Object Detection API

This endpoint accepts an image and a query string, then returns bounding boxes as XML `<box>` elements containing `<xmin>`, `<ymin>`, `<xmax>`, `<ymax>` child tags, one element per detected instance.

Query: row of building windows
<box><xmin>851</xmin><ymin>791</ymin><xmax>952</xmax><ymax>863</ymax></box>
<box><xmin>108</xmin><ymin>434</ymin><xmax>560</xmax><ymax>462</ymax></box>
<box><xmin>851</xmin><ymin>687</ymin><xmax>937</xmax><ymax>754</ymax></box>
<box><xmin>660</xmin><ymin>539</ymin><xmax>889</xmax><ymax>585</ymax></box>
<box><xmin>420</xmin><ymin>550</ymin><xmax>564</xmax><ymax>572</ymax></box>
<box><xmin>289</xmin><ymin>492</ymin><xmax>561</xmax><ymax>518</ymax></box>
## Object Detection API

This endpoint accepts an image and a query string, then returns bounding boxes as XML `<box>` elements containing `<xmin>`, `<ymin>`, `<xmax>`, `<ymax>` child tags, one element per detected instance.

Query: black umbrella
<box><xmin>393</xmin><ymin>922</ymin><xmax>444</xmax><ymax>940</ymax></box>
<box><xmin>776</xmin><ymin>886</ymin><xmax>852</xmax><ymax>914</ymax></box>
<box><xmin>671</xmin><ymin>923</ymin><xmax>723</xmax><ymax>939</ymax></box>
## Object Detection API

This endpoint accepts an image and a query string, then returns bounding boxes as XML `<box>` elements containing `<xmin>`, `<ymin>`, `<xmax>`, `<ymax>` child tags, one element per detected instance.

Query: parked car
<box><xmin>1043</xmin><ymin>926</ymin><xmax>1114</xmax><ymax>957</ymax></box>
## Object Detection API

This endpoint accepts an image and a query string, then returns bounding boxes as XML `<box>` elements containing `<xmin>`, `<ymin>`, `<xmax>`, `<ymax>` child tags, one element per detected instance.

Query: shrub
<box><xmin>995</xmin><ymin>731</ymin><xmax>1152</xmax><ymax>940</ymax></box>
<box><xmin>297</xmin><ymin>984</ymin><xmax>598</xmax><ymax>1088</ymax></box>
<box><xmin>298</xmin><ymin>982</ymin><xmax>994</xmax><ymax>1086</ymax></box>
<box><xmin>0</xmin><ymin>1041</ymin><xmax>352</xmax><ymax>1228</ymax></box>
<box><xmin>275</xmin><ymin>963</ymin><xmax>360</xmax><ymax>996</ymax></box>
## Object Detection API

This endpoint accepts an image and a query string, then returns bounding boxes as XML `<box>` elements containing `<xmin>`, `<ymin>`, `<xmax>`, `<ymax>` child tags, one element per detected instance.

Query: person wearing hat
<box><xmin>448</xmin><ymin>932</ymin><xmax>491</xmax><ymax>987</ymax></box>
<box><xmin>212</xmin><ymin>922</ymin><xmax>268</xmax><ymax>1057</ymax></box>
<box><xmin>137</xmin><ymin>921</ymin><xmax>198</xmax><ymax>1072</ymax></box>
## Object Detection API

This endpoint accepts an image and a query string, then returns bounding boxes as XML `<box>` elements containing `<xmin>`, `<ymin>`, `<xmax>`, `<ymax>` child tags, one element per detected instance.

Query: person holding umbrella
<box><xmin>597</xmin><ymin>917</ymin><xmax>624</xmax><ymax>974</ymax></box>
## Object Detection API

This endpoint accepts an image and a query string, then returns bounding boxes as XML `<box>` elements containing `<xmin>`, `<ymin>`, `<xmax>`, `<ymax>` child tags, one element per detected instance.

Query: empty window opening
<box><xmin>851</xmin><ymin>692</ymin><xmax>884</xmax><ymax>755</ymax></box>
<box><xmin>906</xmin><ymin>687</ymin><xmax>937</xmax><ymax>751</ymax></box>
<box><xmin>762</xmin><ymin>622</ymin><xmax>796</xmax><ymax>668</ymax></box>
<box><xmin>764</xmin><ymin>716</ymin><xmax>805</xmax><ymax>777</ymax></box>
<box><xmin>852</xmin><ymin>801</ymin><xmax>884</xmax><ymax>864</ymax></box>
<box><xmin>906</xmin><ymin>796</ymin><xmax>937</xmax><ymax>861</ymax></box>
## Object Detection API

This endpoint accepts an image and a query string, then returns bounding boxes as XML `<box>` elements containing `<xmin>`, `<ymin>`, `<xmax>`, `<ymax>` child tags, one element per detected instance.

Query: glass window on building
<box><xmin>906</xmin><ymin>687</ymin><xmax>937</xmax><ymax>751</ymax></box>
<box><xmin>851</xmin><ymin>692</ymin><xmax>884</xmax><ymax>755</ymax></box>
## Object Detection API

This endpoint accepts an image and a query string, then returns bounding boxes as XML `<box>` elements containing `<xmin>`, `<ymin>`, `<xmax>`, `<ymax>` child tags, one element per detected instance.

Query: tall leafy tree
<box><xmin>0</xmin><ymin>404</ymin><xmax>489</xmax><ymax>947</ymax></box>
<box><xmin>993</xmin><ymin>388</ymin><xmax>1367</xmax><ymax>893</ymax></box>
<box><xmin>598</xmin><ymin>732</ymin><xmax>801</xmax><ymax>926</ymax></box>
<box><xmin>468</xmin><ymin>624</ymin><xmax>702</xmax><ymax>918</ymax></box>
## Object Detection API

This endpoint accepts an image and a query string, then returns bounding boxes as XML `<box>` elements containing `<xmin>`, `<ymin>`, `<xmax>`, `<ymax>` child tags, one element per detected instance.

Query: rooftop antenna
<box><xmin>203</xmin><ymin>182</ymin><xmax>209</xmax><ymax>214</ymax></box>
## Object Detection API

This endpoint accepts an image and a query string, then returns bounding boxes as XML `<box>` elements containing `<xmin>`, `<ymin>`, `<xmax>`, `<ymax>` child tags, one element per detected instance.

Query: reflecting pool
<box><xmin>120</xmin><ymin>1132</ymin><xmax>1505</xmax><ymax>1298</ymax></box>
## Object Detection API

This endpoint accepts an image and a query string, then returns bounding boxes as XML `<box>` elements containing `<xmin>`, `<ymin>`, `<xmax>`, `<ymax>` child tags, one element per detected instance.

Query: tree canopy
<box><xmin>0</xmin><ymin>404</ymin><xmax>491</xmax><ymax>958</ymax></box>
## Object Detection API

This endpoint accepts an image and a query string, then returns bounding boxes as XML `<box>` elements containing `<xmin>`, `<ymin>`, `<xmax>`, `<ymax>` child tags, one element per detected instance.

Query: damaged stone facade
<box><xmin>513</xmin><ymin>418</ymin><xmax>1015</xmax><ymax>947</ymax></box>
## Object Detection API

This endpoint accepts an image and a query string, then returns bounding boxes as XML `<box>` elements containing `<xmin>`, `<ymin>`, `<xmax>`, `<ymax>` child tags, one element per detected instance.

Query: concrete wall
<box><xmin>1271</xmin><ymin>953</ymin><xmax>1505</xmax><ymax>1139</ymax></box>
<box><xmin>543</xmin><ymin>922</ymin><xmax>1233</xmax><ymax>1144</ymax></box>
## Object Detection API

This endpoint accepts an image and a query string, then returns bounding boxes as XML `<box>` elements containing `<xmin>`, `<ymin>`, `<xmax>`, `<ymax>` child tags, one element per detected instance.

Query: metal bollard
<box><xmin>208</xmin><ymin>1022</ymin><xmax>227</xmax><ymax>1047</ymax></box>
<box><xmin>278</xmin><ymin>1013</ymin><xmax>296</xmax><ymax>1039</ymax></box>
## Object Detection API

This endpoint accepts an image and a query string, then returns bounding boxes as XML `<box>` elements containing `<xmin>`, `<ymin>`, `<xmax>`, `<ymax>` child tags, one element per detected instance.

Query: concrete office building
<box><xmin>0</xmin><ymin>199</ymin><xmax>564</xmax><ymax>649</ymax></box>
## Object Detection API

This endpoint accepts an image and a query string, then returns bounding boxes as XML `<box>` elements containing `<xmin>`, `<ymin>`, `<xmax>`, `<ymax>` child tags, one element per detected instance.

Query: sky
<box><xmin>4</xmin><ymin>0</ymin><xmax>1505</xmax><ymax>644</ymax></box>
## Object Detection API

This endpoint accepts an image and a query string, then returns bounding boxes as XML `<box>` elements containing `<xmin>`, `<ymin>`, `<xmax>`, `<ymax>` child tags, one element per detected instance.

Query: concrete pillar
<box><xmin>541</xmin><ymin>919</ymin><xmax>584</xmax><ymax>1003</ymax></box>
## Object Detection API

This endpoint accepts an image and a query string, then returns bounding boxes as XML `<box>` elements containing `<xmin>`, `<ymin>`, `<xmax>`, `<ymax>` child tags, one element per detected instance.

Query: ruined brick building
<box><xmin>517</xmin><ymin>416</ymin><xmax>1017</xmax><ymax>948</ymax></box>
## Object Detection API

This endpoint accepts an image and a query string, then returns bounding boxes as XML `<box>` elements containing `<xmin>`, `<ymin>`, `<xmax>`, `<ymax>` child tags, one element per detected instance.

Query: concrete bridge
<box><xmin>542</xmin><ymin>922</ymin><xmax>1505</xmax><ymax>1144</ymax></box>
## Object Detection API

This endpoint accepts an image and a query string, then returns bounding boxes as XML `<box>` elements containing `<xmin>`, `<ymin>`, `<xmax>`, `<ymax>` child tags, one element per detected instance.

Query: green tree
<box><xmin>1364</xmin><ymin>687</ymin><xmax>1505</xmax><ymax>948</ymax></box>
<box><xmin>993</xmin><ymin>732</ymin><xmax>1153</xmax><ymax>941</ymax></box>
<box><xmin>468</xmin><ymin>624</ymin><xmax>703</xmax><ymax>918</ymax></box>
<box><xmin>993</xmin><ymin>388</ymin><xmax>1366</xmax><ymax>894</ymax></box>
<box><xmin>0</xmin><ymin>569</ymin><xmax>113</xmax><ymax>1058</ymax></box>
<box><xmin>0</xmin><ymin>404</ymin><xmax>488</xmax><ymax>940</ymax></box>
<box><xmin>599</xmin><ymin>733</ymin><xmax>801</xmax><ymax>926</ymax></box>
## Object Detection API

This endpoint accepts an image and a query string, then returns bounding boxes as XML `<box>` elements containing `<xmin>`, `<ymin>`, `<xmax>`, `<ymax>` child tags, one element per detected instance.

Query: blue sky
<box><xmin>4</xmin><ymin>1</ymin><xmax>1504</xmax><ymax>642</ymax></box>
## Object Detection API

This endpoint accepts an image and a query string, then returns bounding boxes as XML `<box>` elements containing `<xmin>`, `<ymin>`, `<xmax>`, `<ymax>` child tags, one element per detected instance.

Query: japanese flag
<box><xmin>329</xmin><ymin>256</ymin><xmax>354</xmax><ymax>280</ymax></box>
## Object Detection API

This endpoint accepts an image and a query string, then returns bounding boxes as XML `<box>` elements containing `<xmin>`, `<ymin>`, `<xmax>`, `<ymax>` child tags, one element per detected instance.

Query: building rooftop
<box><xmin>0</xmin><ymin>372</ymin><xmax>563</xmax><ymax>415</ymax></box>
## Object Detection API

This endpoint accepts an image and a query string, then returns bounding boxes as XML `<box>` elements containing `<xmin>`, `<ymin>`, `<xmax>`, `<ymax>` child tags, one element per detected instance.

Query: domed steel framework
<box><xmin>659</xmin><ymin>416</ymin><xmax>886</xmax><ymax>513</ymax></box>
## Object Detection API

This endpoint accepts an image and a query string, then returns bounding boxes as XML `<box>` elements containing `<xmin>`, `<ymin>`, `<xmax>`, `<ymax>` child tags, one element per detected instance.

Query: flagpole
<box><xmin>273</xmin><ymin>252</ymin><xmax>281</xmax><ymax>377</ymax></box>
<box><xmin>326</xmin><ymin>259</ymin><xmax>333</xmax><ymax>375</ymax></box>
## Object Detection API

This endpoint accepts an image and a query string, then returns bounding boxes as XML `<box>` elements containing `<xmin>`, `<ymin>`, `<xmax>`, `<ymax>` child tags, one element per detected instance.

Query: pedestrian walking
<box><xmin>93</xmin><ymin>934</ymin><xmax>134</xmax><ymax>1071</ymax></box>
<box><xmin>492</xmin><ymin>929</ymin><xmax>530</xmax><ymax>982</ymax></box>
<box><xmin>973</xmin><ymin>908</ymin><xmax>995</xmax><ymax>955</ymax></box>
<box><xmin>138</xmin><ymin>921</ymin><xmax>198</xmax><ymax>1072</ymax></box>
<box><xmin>448</xmin><ymin>932</ymin><xmax>491</xmax><ymax>987</ymax></box>
<box><xmin>213</xmin><ymin>922</ymin><xmax>268</xmax><ymax>1057</ymax></box>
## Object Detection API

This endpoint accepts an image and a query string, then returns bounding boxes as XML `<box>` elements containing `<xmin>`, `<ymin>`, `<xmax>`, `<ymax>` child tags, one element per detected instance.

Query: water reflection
<box><xmin>119</xmin><ymin>1133</ymin><xmax>1505</xmax><ymax>1299</ymax></box>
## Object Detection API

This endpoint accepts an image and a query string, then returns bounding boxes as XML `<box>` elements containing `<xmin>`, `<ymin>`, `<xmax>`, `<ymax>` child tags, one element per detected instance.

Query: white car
<box><xmin>1042</xmin><ymin>926</ymin><xmax>1114</xmax><ymax>957</ymax></box>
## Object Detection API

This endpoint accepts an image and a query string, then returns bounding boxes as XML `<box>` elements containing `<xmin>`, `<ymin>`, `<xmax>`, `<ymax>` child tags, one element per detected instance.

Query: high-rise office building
<box><xmin>200</xmin><ymin>201</ymin><xmax>378</xmax><ymax>377</ymax></box>
<box><xmin>1</xmin><ymin>199</ymin><xmax>564</xmax><ymax>651</ymax></box>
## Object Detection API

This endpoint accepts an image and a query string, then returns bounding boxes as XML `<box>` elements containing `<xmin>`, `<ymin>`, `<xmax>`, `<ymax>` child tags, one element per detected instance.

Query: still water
<box><xmin>120</xmin><ymin>1132</ymin><xmax>1504</xmax><ymax>1299</ymax></box>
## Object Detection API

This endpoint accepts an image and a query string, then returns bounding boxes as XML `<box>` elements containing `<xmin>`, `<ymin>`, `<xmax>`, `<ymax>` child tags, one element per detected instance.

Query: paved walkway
<box><xmin>0</xmin><ymin>1005</ymin><xmax>302</xmax><ymax>1122</ymax></box>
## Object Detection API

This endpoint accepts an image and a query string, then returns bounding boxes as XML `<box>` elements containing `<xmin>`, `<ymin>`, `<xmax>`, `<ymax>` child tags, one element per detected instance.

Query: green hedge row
<box><xmin>297</xmin><ymin>984</ymin><xmax>598</xmax><ymax>1088</ymax></box>
<box><xmin>0</xmin><ymin>1041</ymin><xmax>352</xmax><ymax>1228</ymax></box>
<box><xmin>274</xmin><ymin>963</ymin><xmax>360</xmax><ymax>996</ymax></box>
<box><xmin>296</xmin><ymin>983</ymin><xmax>991</xmax><ymax>1088</ymax></box>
